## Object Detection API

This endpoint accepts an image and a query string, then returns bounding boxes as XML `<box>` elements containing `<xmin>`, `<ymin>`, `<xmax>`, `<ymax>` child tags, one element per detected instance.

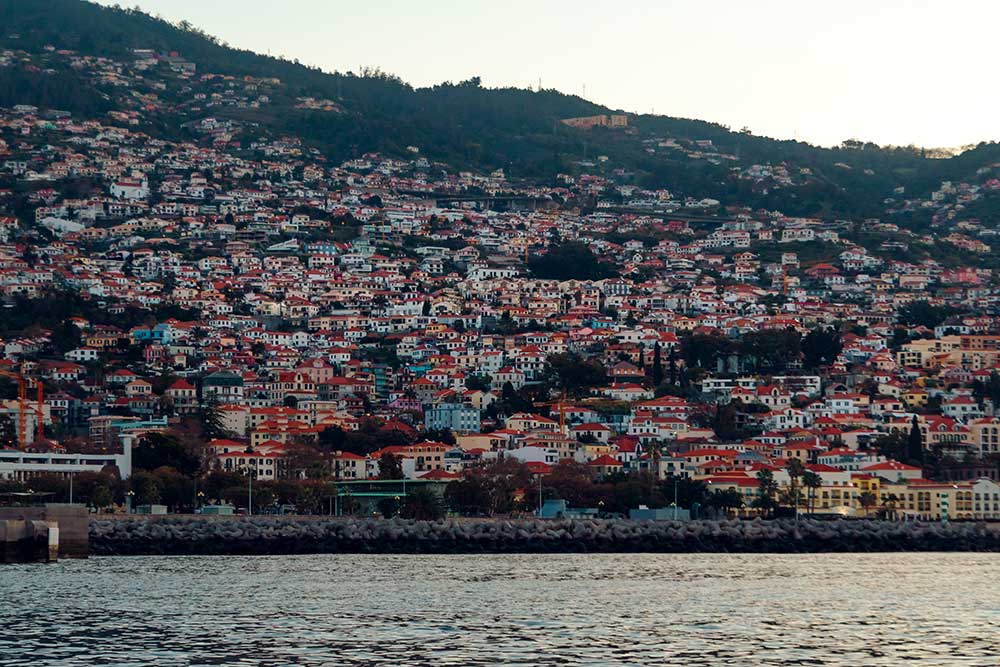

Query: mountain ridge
<box><xmin>2</xmin><ymin>0</ymin><xmax>1000</xmax><ymax>223</ymax></box>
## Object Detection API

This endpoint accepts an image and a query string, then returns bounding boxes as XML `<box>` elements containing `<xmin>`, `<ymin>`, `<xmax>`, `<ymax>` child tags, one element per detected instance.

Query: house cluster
<box><xmin>2</xmin><ymin>42</ymin><xmax>1000</xmax><ymax>520</ymax></box>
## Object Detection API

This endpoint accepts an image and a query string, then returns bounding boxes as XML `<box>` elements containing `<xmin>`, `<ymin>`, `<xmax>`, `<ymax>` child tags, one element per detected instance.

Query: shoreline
<box><xmin>88</xmin><ymin>516</ymin><xmax>1000</xmax><ymax>556</ymax></box>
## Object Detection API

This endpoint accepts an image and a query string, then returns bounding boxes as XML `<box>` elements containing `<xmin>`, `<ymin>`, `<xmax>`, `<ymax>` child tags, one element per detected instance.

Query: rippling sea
<box><xmin>2</xmin><ymin>553</ymin><xmax>999</xmax><ymax>666</ymax></box>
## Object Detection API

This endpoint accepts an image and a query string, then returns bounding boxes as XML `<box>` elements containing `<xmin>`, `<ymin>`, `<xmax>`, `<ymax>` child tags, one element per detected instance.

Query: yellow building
<box><xmin>902</xmin><ymin>388</ymin><xmax>929</xmax><ymax>409</ymax></box>
<box><xmin>879</xmin><ymin>479</ymin><xmax>1000</xmax><ymax>520</ymax></box>
<box><xmin>970</xmin><ymin>417</ymin><xmax>1000</xmax><ymax>456</ymax></box>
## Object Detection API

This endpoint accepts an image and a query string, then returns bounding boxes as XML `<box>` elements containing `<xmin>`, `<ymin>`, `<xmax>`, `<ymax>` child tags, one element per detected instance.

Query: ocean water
<box><xmin>2</xmin><ymin>553</ymin><xmax>998</xmax><ymax>666</ymax></box>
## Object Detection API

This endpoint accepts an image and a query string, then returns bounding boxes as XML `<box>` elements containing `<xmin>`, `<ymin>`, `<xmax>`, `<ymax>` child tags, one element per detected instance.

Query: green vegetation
<box><xmin>528</xmin><ymin>241</ymin><xmax>618</xmax><ymax>280</ymax></box>
<box><xmin>898</xmin><ymin>301</ymin><xmax>958</xmax><ymax>329</ymax></box>
<box><xmin>5</xmin><ymin>0</ymin><xmax>1000</xmax><ymax>219</ymax></box>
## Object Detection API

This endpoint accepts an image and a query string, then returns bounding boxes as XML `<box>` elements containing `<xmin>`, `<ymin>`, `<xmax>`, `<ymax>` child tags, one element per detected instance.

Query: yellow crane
<box><xmin>0</xmin><ymin>368</ymin><xmax>44</xmax><ymax>449</ymax></box>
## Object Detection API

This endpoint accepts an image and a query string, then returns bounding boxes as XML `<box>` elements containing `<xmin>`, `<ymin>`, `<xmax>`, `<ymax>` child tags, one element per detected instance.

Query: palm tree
<box><xmin>885</xmin><ymin>493</ymin><xmax>900</xmax><ymax>521</ymax></box>
<box><xmin>802</xmin><ymin>470</ymin><xmax>822</xmax><ymax>515</ymax></box>
<box><xmin>858</xmin><ymin>491</ymin><xmax>878</xmax><ymax>517</ymax></box>
<box><xmin>753</xmin><ymin>469</ymin><xmax>779</xmax><ymax>518</ymax></box>
<box><xmin>785</xmin><ymin>458</ymin><xmax>805</xmax><ymax>516</ymax></box>
<box><xmin>708</xmin><ymin>488</ymin><xmax>744</xmax><ymax>518</ymax></box>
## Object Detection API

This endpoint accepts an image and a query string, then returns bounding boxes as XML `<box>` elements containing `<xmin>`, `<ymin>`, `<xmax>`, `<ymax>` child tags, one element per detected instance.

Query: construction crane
<box><xmin>0</xmin><ymin>368</ymin><xmax>44</xmax><ymax>449</ymax></box>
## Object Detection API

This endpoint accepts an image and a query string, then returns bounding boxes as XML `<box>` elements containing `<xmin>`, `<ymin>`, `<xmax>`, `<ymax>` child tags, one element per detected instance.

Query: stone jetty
<box><xmin>89</xmin><ymin>516</ymin><xmax>1000</xmax><ymax>556</ymax></box>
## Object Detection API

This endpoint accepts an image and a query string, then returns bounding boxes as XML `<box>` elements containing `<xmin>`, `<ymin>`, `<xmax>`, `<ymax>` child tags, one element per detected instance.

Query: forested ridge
<box><xmin>2</xmin><ymin>0</ymin><xmax>1000</xmax><ymax>220</ymax></box>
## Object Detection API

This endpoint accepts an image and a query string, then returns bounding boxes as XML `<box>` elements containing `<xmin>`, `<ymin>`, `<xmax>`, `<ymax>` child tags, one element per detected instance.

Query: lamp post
<box><xmin>394</xmin><ymin>495</ymin><xmax>401</xmax><ymax>517</ymax></box>
<box><xmin>126</xmin><ymin>489</ymin><xmax>135</xmax><ymax>514</ymax></box>
<box><xmin>196</xmin><ymin>491</ymin><xmax>205</xmax><ymax>512</ymax></box>
<box><xmin>537</xmin><ymin>473</ymin><xmax>543</xmax><ymax>515</ymax></box>
<box><xmin>247</xmin><ymin>469</ymin><xmax>254</xmax><ymax>516</ymax></box>
<box><xmin>244</xmin><ymin>446</ymin><xmax>255</xmax><ymax>516</ymax></box>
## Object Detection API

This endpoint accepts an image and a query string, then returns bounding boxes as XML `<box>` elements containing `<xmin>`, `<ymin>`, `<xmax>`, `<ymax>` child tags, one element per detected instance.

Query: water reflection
<box><xmin>2</xmin><ymin>553</ymin><xmax>999</xmax><ymax>666</ymax></box>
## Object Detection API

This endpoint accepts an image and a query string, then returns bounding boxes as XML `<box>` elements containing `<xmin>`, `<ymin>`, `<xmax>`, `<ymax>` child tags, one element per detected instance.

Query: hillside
<box><xmin>2</xmin><ymin>0</ymin><xmax>1000</xmax><ymax>223</ymax></box>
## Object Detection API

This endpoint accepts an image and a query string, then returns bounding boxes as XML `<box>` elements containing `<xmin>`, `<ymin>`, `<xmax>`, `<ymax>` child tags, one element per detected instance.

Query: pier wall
<box><xmin>0</xmin><ymin>505</ymin><xmax>89</xmax><ymax>558</ymax></box>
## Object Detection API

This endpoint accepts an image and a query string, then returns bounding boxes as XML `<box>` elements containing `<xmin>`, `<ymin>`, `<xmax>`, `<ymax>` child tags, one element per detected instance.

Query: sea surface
<box><xmin>2</xmin><ymin>553</ymin><xmax>999</xmax><ymax>666</ymax></box>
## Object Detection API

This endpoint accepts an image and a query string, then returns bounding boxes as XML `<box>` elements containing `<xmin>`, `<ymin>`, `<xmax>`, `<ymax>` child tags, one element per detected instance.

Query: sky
<box><xmin>94</xmin><ymin>0</ymin><xmax>1000</xmax><ymax>149</ymax></box>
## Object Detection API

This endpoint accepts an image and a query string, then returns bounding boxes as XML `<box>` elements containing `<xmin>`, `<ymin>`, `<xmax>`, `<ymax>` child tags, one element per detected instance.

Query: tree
<box><xmin>445</xmin><ymin>475</ymin><xmax>490</xmax><ymax>515</ymax></box>
<box><xmin>802</xmin><ymin>470</ymin><xmax>822</xmax><ymax>515</ymax></box>
<box><xmin>376</xmin><ymin>496</ymin><xmax>401</xmax><ymax>518</ymax></box>
<box><xmin>683</xmin><ymin>333</ymin><xmax>733</xmax><ymax>371</ymax></box>
<box><xmin>898</xmin><ymin>301</ymin><xmax>955</xmax><ymax>329</ymax></box>
<box><xmin>152</xmin><ymin>466</ymin><xmax>194</xmax><ymax>511</ymax></box>
<box><xmin>449</xmin><ymin>458</ymin><xmax>535</xmax><ymax>515</ymax></box>
<box><xmin>130</xmin><ymin>470</ymin><xmax>163</xmax><ymax>505</ymax></box>
<box><xmin>203</xmin><ymin>470</ymin><xmax>245</xmax><ymax>502</ymax></box>
<box><xmin>318</xmin><ymin>425</ymin><xmax>347</xmax><ymax>451</ymax></box>
<box><xmin>785</xmin><ymin>458</ymin><xmax>805</xmax><ymax>515</ymax></box>
<box><xmin>421</xmin><ymin>428</ymin><xmax>456</xmax><ymax>446</ymax></box>
<box><xmin>706</xmin><ymin>488</ymin><xmax>744</xmax><ymax>516</ymax></box>
<box><xmin>400</xmin><ymin>487</ymin><xmax>445</xmax><ymax>520</ymax></box>
<box><xmin>465</xmin><ymin>374</ymin><xmax>491</xmax><ymax>392</ymax></box>
<box><xmin>377</xmin><ymin>452</ymin><xmax>404</xmax><ymax>480</ymax></box>
<box><xmin>133</xmin><ymin>432</ymin><xmax>201</xmax><ymax>477</ymax></box>
<box><xmin>907</xmin><ymin>415</ymin><xmax>924</xmax><ymax>464</ymax></box>
<box><xmin>739</xmin><ymin>328</ymin><xmax>802</xmax><ymax>373</ymax></box>
<box><xmin>546</xmin><ymin>352</ymin><xmax>607</xmax><ymax>396</ymax></box>
<box><xmin>50</xmin><ymin>318</ymin><xmax>82</xmax><ymax>354</ymax></box>
<box><xmin>858</xmin><ymin>491</ymin><xmax>878</xmax><ymax>517</ymax></box>
<box><xmin>873</xmin><ymin>430</ymin><xmax>910</xmax><ymax>464</ymax></box>
<box><xmin>884</xmin><ymin>493</ymin><xmax>900</xmax><ymax>521</ymax></box>
<box><xmin>651</xmin><ymin>342</ymin><xmax>663</xmax><ymax>386</ymax></box>
<box><xmin>197</xmin><ymin>401</ymin><xmax>232</xmax><ymax>440</ymax></box>
<box><xmin>972</xmin><ymin>372</ymin><xmax>1000</xmax><ymax>412</ymax></box>
<box><xmin>89</xmin><ymin>484</ymin><xmax>113</xmax><ymax>511</ymax></box>
<box><xmin>752</xmin><ymin>469</ymin><xmax>779</xmax><ymax>517</ymax></box>
<box><xmin>660</xmin><ymin>475</ymin><xmax>708</xmax><ymax>509</ymax></box>
<box><xmin>284</xmin><ymin>442</ymin><xmax>327</xmax><ymax>479</ymax></box>
<box><xmin>712</xmin><ymin>402</ymin><xmax>741</xmax><ymax>441</ymax></box>
<box><xmin>802</xmin><ymin>327</ymin><xmax>842</xmax><ymax>369</ymax></box>
<box><xmin>527</xmin><ymin>241</ymin><xmax>617</xmax><ymax>280</ymax></box>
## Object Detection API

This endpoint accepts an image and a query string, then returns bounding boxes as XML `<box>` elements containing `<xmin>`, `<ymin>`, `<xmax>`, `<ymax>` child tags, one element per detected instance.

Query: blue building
<box><xmin>424</xmin><ymin>403</ymin><xmax>480</xmax><ymax>433</ymax></box>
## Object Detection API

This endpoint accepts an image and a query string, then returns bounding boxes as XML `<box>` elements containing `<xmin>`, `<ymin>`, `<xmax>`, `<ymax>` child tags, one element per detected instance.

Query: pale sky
<box><xmin>94</xmin><ymin>0</ymin><xmax>1000</xmax><ymax>148</ymax></box>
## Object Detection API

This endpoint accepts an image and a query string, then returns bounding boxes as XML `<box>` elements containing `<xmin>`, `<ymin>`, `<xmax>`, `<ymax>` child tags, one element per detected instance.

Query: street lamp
<box><xmin>126</xmin><ymin>489</ymin><xmax>135</xmax><ymax>514</ymax></box>
<box><xmin>246</xmin><ymin>469</ymin><xmax>255</xmax><ymax>516</ymax></box>
<box><xmin>244</xmin><ymin>446</ymin><xmax>255</xmax><ymax>516</ymax></box>
<box><xmin>196</xmin><ymin>491</ymin><xmax>205</xmax><ymax>511</ymax></box>
<box><xmin>537</xmin><ymin>474</ymin><xmax>543</xmax><ymax>514</ymax></box>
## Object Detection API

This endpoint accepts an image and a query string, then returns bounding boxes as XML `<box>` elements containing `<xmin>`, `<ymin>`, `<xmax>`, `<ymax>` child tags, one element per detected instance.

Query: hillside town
<box><xmin>3</xmin><ymin>43</ymin><xmax>1000</xmax><ymax>523</ymax></box>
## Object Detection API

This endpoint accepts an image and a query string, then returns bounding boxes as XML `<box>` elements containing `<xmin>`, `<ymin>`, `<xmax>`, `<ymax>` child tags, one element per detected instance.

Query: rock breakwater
<box><xmin>89</xmin><ymin>516</ymin><xmax>1000</xmax><ymax>555</ymax></box>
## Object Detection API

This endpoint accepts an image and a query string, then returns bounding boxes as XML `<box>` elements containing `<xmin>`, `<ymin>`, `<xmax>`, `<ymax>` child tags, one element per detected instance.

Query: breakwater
<box><xmin>89</xmin><ymin>516</ymin><xmax>1000</xmax><ymax>555</ymax></box>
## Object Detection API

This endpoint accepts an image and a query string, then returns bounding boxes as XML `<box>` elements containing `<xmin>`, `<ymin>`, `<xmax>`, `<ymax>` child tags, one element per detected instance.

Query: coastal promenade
<box><xmin>89</xmin><ymin>516</ymin><xmax>1000</xmax><ymax>556</ymax></box>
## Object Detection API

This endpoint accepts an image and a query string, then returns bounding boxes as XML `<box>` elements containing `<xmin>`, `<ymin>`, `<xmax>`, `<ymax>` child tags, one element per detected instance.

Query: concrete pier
<box><xmin>0</xmin><ymin>518</ymin><xmax>58</xmax><ymax>563</ymax></box>
<box><xmin>0</xmin><ymin>504</ymin><xmax>89</xmax><ymax>561</ymax></box>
